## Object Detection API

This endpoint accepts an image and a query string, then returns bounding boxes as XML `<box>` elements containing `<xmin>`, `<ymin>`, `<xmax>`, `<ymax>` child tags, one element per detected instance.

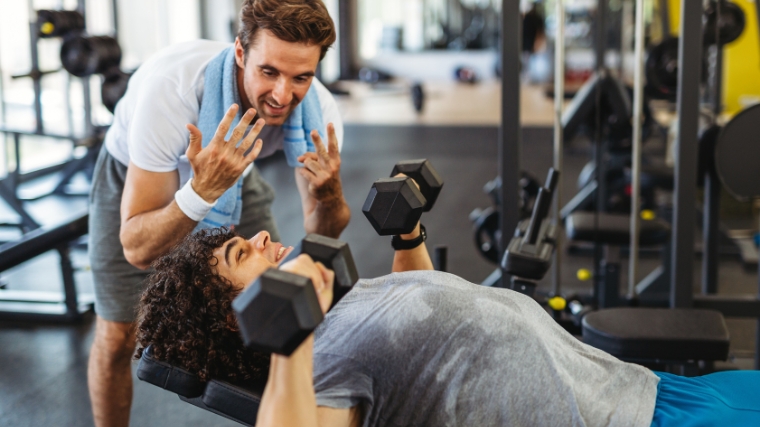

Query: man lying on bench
<box><xmin>135</xmin><ymin>220</ymin><xmax>760</xmax><ymax>427</ymax></box>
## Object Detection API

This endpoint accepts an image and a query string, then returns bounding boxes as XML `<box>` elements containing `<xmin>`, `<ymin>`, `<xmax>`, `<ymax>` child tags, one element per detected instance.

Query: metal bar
<box><xmin>499</xmin><ymin>0</ymin><xmax>522</xmax><ymax>287</ymax></box>
<box><xmin>659</xmin><ymin>0</ymin><xmax>671</xmax><ymax>37</ymax></box>
<box><xmin>692</xmin><ymin>295</ymin><xmax>760</xmax><ymax>318</ymax></box>
<box><xmin>0</xmin><ymin>179</ymin><xmax>39</xmax><ymax>230</ymax></box>
<box><xmin>552</xmin><ymin>0</ymin><xmax>565</xmax><ymax>295</ymax></box>
<box><xmin>111</xmin><ymin>0</ymin><xmax>120</xmax><ymax>37</ymax></box>
<box><xmin>28</xmin><ymin>22</ymin><xmax>44</xmax><ymax>134</ymax></box>
<box><xmin>434</xmin><ymin>246</ymin><xmax>448</xmax><ymax>272</ymax></box>
<box><xmin>0</xmin><ymin>211</ymin><xmax>88</xmax><ymax>272</ymax></box>
<box><xmin>338</xmin><ymin>0</ymin><xmax>356</xmax><ymax>79</ymax></box>
<box><xmin>628</xmin><ymin>0</ymin><xmax>646</xmax><ymax>297</ymax></box>
<box><xmin>199</xmin><ymin>0</ymin><xmax>209</xmax><ymax>39</ymax></box>
<box><xmin>0</xmin><ymin>21</ymin><xmax>6</xmax><ymax>126</ymax></box>
<box><xmin>58</xmin><ymin>246</ymin><xmax>80</xmax><ymax>317</ymax></box>
<box><xmin>0</xmin><ymin>128</ymin><xmax>77</xmax><ymax>139</ymax></box>
<box><xmin>560</xmin><ymin>180</ymin><xmax>598</xmax><ymax>219</ymax></box>
<box><xmin>702</xmin><ymin>172</ymin><xmax>720</xmax><ymax>294</ymax></box>
<box><xmin>712</xmin><ymin>3</ymin><xmax>723</xmax><ymax>115</ymax></box>
<box><xmin>670</xmin><ymin>0</ymin><xmax>703</xmax><ymax>308</ymax></box>
<box><xmin>596</xmin><ymin>0</ymin><xmax>608</xmax><ymax>70</ymax></box>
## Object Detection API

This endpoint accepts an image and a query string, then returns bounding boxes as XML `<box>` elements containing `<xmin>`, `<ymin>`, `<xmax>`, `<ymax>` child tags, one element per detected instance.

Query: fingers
<box><xmin>186</xmin><ymin>124</ymin><xmax>203</xmax><ymax>158</ymax></box>
<box><xmin>302</xmin><ymin>155</ymin><xmax>328</xmax><ymax>181</ymax></box>
<box><xmin>243</xmin><ymin>139</ymin><xmax>264</xmax><ymax>163</ymax></box>
<box><xmin>310</xmin><ymin>130</ymin><xmax>329</xmax><ymax>162</ymax></box>
<box><xmin>227</xmin><ymin>108</ymin><xmax>257</xmax><ymax>148</ymax></box>
<box><xmin>314</xmin><ymin>262</ymin><xmax>335</xmax><ymax>291</ymax></box>
<box><xmin>238</xmin><ymin>118</ymin><xmax>266</xmax><ymax>154</ymax></box>
<box><xmin>211</xmin><ymin>104</ymin><xmax>239</xmax><ymax>144</ymax></box>
<box><xmin>313</xmin><ymin>262</ymin><xmax>334</xmax><ymax>314</ymax></box>
<box><xmin>326</xmin><ymin>123</ymin><xmax>340</xmax><ymax>160</ymax></box>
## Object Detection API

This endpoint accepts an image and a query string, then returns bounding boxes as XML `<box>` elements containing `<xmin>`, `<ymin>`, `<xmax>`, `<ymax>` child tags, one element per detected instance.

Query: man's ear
<box><xmin>234</xmin><ymin>37</ymin><xmax>246</xmax><ymax>69</ymax></box>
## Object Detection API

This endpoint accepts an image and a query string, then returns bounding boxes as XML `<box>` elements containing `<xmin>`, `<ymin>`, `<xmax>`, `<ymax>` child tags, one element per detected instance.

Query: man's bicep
<box><xmin>127</xmin><ymin>76</ymin><xmax>197</xmax><ymax>172</ymax></box>
<box><xmin>121</xmin><ymin>162</ymin><xmax>180</xmax><ymax>225</ymax></box>
<box><xmin>317</xmin><ymin>405</ymin><xmax>361</xmax><ymax>427</ymax></box>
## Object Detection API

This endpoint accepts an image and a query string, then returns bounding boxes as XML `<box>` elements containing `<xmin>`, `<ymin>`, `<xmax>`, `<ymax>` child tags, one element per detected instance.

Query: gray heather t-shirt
<box><xmin>313</xmin><ymin>271</ymin><xmax>659</xmax><ymax>427</ymax></box>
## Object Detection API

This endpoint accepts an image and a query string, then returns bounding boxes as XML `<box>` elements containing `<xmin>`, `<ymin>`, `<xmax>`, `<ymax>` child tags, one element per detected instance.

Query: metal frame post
<box><xmin>338</xmin><ymin>0</ymin><xmax>357</xmax><ymax>80</ymax></box>
<box><xmin>28</xmin><ymin>21</ymin><xmax>44</xmax><ymax>134</ymax></box>
<box><xmin>552</xmin><ymin>0</ymin><xmax>565</xmax><ymax>295</ymax></box>
<box><xmin>671</xmin><ymin>0</ymin><xmax>703</xmax><ymax>308</ymax></box>
<box><xmin>629</xmin><ymin>0</ymin><xmax>646</xmax><ymax>296</ymax></box>
<box><xmin>701</xmin><ymin>3</ymin><xmax>724</xmax><ymax>295</ymax></box>
<box><xmin>499</xmin><ymin>0</ymin><xmax>522</xmax><ymax>287</ymax></box>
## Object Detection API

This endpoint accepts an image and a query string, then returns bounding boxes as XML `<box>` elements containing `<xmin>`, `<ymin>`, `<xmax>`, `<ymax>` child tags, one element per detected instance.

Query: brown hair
<box><xmin>135</xmin><ymin>228</ymin><xmax>269</xmax><ymax>384</ymax></box>
<box><xmin>238</xmin><ymin>0</ymin><xmax>336</xmax><ymax>60</ymax></box>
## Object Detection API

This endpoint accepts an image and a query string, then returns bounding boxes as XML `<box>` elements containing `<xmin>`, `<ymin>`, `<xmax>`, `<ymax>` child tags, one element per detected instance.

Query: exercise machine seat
<box><xmin>137</xmin><ymin>345</ymin><xmax>265</xmax><ymax>426</ymax></box>
<box><xmin>582</xmin><ymin>308</ymin><xmax>729</xmax><ymax>362</ymax></box>
<box><xmin>565</xmin><ymin>212</ymin><xmax>670</xmax><ymax>246</ymax></box>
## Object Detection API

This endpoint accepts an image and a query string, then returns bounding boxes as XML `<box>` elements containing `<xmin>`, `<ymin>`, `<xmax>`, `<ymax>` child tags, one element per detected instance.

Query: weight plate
<box><xmin>714</xmin><ymin>104</ymin><xmax>760</xmax><ymax>200</ymax></box>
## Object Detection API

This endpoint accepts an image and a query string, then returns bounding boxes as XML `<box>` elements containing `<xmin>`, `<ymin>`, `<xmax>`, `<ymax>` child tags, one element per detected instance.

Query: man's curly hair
<box><xmin>135</xmin><ymin>227</ymin><xmax>269</xmax><ymax>383</ymax></box>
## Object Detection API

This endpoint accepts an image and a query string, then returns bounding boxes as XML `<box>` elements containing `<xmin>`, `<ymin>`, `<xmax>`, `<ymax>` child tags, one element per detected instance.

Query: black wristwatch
<box><xmin>391</xmin><ymin>224</ymin><xmax>427</xmax><ymax>250</ymax></box>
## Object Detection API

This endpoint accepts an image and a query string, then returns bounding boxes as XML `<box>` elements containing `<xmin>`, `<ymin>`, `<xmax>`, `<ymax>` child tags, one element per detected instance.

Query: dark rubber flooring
<box><xmin>0</xmin><ymin>125</ymin><xmax>757</xmax><ymax>426</ymax></box>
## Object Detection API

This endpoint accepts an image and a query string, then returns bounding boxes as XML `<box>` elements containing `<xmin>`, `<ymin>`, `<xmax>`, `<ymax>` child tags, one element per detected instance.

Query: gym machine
<box><xmin>0</xmin><ymin>0</ymin><xmax>128</xmax><ymax>322</ymax></box>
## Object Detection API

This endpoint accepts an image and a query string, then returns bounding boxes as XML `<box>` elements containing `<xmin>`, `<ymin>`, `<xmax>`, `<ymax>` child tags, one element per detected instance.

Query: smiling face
<box><xmin>234</xmin><ymin>30</ymin><xmax>321</xmax><ymax>126</ymax></box>
<box><xmin>212</xmin><ymin>231</ymin><xmax>294</xmax><ymax>290</ymax></box>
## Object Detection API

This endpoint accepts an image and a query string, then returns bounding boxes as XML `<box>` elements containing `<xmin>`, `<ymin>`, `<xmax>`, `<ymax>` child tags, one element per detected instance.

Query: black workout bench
<box><xmin>0</xmin><ymin>209</ymin><xmax>93</xmax><ymax>321</ymax></box>
<box><xmin>137</xmin><ymin>345</ymin><xmax>264</xmax><ymax>426</ymax></box>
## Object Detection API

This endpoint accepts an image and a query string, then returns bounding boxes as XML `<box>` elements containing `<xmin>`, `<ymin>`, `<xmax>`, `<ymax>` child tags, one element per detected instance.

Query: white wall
<box><xmin>118</xmin><ymin>0</ymin><xmax>202</xmax><ymax>69</ymax></box>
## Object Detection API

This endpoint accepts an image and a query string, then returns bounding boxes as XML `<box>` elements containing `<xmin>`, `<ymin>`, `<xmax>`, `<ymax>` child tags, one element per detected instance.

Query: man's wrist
<box><xmin>392</xmin><ymin>224</ymin><xmax>426</xmax><ymax>251</ymax></box>
<box><xmin>175</xmin><ymin>179</ymin><xmax>217</xmax><ymax>222</ymax></box>
<box><xmin>399</xmin><ymin>224</ymin><xmax>421</xmax><ymax>240</ymax></box>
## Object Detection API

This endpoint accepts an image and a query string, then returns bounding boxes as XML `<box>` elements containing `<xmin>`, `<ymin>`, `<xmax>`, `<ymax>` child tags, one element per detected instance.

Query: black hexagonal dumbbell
<box><xmin>232</xmin><ymin>234</ymin><xmax>358</xmax><ymax>355</ymax></box>
<box><xmin>280</xmin><ymin>234</ymin><xmax>359</xmax><ymax>308</ymax></box>
<box><xmin>362</xmin><ymin>159</ymin><xmax>443</xmax><ymax>236</ymax></box>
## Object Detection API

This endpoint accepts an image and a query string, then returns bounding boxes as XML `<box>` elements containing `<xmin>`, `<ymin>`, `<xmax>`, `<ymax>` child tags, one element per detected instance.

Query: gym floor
<box><xmin>0</xmin><ymin>123</ymin><xmax>757</xmax><ymax>426</ymax></box>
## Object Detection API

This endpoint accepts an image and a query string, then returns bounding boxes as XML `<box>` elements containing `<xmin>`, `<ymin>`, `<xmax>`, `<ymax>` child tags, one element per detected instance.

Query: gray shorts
<box><xmin>88</xmin><ymin>149</ymin><xmax>280</xmax><ymax>323</ymax></box>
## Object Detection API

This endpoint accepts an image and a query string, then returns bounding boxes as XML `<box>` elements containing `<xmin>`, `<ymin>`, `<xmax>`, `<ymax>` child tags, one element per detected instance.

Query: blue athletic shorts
<box><xmin>651</xmin><ymin>370</ymin><xmax>760</xmax><ymax>426</ymax></box>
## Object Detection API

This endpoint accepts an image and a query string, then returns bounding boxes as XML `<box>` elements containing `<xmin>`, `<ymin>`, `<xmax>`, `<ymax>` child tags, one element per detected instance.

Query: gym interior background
<box><xmin>1</xmin><ymin>0</ymin><xmax>759</xmax><ymax>425</ymax></box>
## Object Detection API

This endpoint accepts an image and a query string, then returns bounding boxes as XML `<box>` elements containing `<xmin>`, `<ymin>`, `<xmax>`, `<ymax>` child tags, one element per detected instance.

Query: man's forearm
<box><xmin>120</xmin><ymin>201</ymin><xmax>198</xmax><ymax>269</ymax></box>
<box><xmin>257</xmin><ymin>336</ymin><xmax>319</xmax><ymax>427</ymax></box>
<box><xmin>392</xmin><ymin>224</ymin><xmax>434</xmax><ymax>272</ymax></box>
<box><xmin>304</xmin><ymin>197</ymin><xmax>350</xmax><ymax>239</ymax></box>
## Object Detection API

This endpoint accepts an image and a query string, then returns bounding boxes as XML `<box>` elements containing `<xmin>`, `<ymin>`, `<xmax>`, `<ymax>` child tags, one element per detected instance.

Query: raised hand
<box><xmin>296</xmin><ymin>123</ymin><xmax>343</xmax><ymax>202</ymax></box>
<box><xmin>280</xmin><ymin>254</ymin><xmax>335</xmax><ymax>314</ymax></box>
<box><xmin>186</xmin><ymin>104</ymin><xmax>265</xmax><ymax>202</ymax></box>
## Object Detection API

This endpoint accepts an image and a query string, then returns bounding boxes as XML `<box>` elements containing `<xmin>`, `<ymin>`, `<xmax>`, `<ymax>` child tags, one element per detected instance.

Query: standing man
<box><xmin>87</xmin><ymin>1</ymin><xmax>349</xmax><ymax>426</ymax></box>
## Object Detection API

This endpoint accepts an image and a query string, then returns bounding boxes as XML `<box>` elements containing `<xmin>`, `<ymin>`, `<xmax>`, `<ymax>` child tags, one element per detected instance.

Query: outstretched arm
<box><xmin>392</xmin><ymin>222</ymin><xmax>434</xmax><ymax>272</ymax></box>
<box><xmin>256</xmin><ymin>256</ymin><xmax>358</xmax><ymax>427</ymax></box>
<box><xmin>295</xmin><ymin>123</ymin><xmax>351</xmax><ymax>238</ymax></box>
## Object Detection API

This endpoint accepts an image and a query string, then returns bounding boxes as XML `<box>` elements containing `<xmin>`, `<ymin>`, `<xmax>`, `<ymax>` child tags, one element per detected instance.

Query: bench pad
<box><xmin>582</xmin><ymin>308</ymin><xmax>730</xmax><ymax>362</ymax></box>
<box><xmin>137</xmin><ymin>345</ymin><xmax>265</xmax><ymax>426</ymax></box>
<box><xmin>566</xmin><ymin>212</ymin><xmax>670</xmax><ymax>246</ymax></box>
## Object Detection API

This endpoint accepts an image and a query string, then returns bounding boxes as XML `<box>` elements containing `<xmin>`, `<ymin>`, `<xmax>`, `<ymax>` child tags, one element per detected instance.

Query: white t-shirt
<box><xmin>104</xmin><ymin>39</ymin><xmax>344</xmax><ymax>185</ymax></box>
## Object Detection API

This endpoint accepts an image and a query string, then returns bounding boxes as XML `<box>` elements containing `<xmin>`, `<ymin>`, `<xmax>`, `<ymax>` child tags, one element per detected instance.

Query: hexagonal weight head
<box><xmin>301</xmin><ymin>234</ymin><xmax>359</xmax><ymax>306</ymax></box>
<box><xmin>232</xmin><ymin>269</ymin><xmax>323</xmax><ymax>356</ymax></box>
<box><xmin>391</xmin><ymin>159</ymin><xmax>443</xmax><ymax>212</ymax></box>
<box><xmin>362</xmin><ymin>177</ymin><xmax>426</xmax><ymax>235</ymax></box>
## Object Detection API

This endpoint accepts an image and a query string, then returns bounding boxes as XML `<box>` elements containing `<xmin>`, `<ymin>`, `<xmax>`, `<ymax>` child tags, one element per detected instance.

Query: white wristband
<box><xmin>175</xmin><ymin>179</ymin><xmax>217</xmax><ymax>222</ymax></box>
